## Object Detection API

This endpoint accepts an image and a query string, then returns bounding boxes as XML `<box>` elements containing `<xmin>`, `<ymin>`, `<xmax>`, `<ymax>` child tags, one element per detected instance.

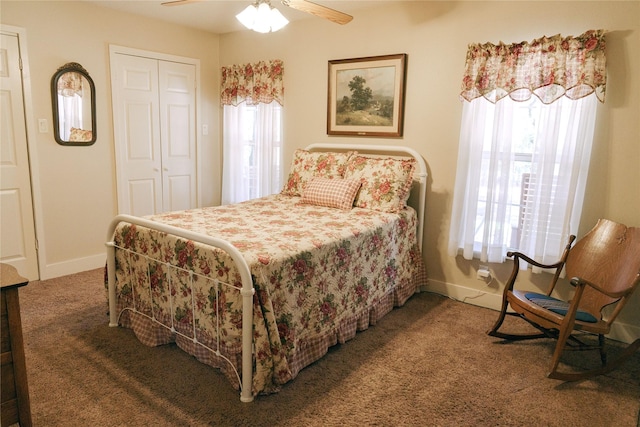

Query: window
<box><xmin>220</xmin><ymin>59</ymin><xmax>284</xmax><ymax>205</ymax></box>
<box><xmin>222</xmin><ymin>101</ymin><xmax>283</xmax><ymax>204</ymax></box>
<box><xmin>449</xmin><ymin>31</ymin><xmax>605</xmax><ymax>268</ymax></box>
<box><xmin>472</xmin><ymin>97</ymin><xmax>537</xmax><ymax>252</ymax></box>
<box><xmin>449</xmin><ymin>94</ymin><xmax>598</xmax><ymax>266</ymax></box>
<box><xmin>238</xmin><ymin>102</ymin><xmax>283</xmax><ymax>201</ymax></box>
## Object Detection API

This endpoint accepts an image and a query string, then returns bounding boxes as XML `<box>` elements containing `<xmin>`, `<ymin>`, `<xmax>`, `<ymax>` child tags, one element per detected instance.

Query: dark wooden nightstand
<box><xmin>1</xmin><ymin>263</ymin><xmax>32</xmax><ymax>427</ymax></box>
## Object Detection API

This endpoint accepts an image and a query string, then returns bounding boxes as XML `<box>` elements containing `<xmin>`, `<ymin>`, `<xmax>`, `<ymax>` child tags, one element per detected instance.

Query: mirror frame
<box><xmin>51</xmin><ymin>62</ymin><xmax>97</xmax><ymax>146</ymax></box>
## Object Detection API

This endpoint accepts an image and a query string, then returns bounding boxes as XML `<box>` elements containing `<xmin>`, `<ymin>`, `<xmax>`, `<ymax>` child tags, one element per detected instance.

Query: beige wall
<box><xmin>219</xmin><ymin>1</ymin><xmax>640</xmax><ymax>336</ymax></box>
<box><xmin>1</xmin><ymin>1</ymin><xmax>221</xmax><ymax>279</ymax></box>
<box><xmin>1</xmin><ymin>1</ymin><xmax>638</xmax><ymax>337</ymax></box>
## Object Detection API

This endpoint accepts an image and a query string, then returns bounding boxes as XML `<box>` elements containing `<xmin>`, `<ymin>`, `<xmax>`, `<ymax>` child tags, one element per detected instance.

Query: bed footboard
<box><xmin>105</xmin><ymin>214</ymin><xmax>255</xmax><ymax>403</ymax></box>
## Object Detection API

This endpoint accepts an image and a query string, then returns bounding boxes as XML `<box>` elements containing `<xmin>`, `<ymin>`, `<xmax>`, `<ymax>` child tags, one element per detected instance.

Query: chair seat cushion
<box><xmin>524</xmin><ymin>293</ymin><xmax>598</xmax><ymax>323</ymax></box>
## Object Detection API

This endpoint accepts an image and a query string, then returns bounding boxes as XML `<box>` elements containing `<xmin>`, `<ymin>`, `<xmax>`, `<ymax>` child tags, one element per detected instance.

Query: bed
<box><xmin>105</xmin><ymin>143</ymin><xmax>428</xmax><ymax>402</ymax></box>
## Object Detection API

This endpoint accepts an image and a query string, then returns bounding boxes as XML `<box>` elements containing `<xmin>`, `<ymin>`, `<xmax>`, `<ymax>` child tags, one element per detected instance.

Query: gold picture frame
<box><xmin>327</xmin><ymin>53</ymin><xmax>407</xmax><ymax>137</ymax></box>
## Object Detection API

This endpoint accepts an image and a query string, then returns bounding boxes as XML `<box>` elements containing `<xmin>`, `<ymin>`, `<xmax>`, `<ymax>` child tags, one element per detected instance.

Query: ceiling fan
<box><xmin>161</xmin><ymin>0</ymin><xmax>353</xmax><ymax>26</ymax></box>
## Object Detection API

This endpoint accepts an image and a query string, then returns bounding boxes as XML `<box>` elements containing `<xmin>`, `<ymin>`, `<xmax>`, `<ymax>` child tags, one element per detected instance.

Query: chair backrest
<box><xmin>565</xmin><ymin>219</ymin><xmax>640</xmax><ymax>321</ymax></box>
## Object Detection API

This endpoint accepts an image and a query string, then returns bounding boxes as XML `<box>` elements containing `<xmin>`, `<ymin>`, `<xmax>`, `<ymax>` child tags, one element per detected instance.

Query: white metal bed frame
<box><xmin>105</xmin><ymin>144</ymin><xmax>428</xmax><ymax>403</ymax></box>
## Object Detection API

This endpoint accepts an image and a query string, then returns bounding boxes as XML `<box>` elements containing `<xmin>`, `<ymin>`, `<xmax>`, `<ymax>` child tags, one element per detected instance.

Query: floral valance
<box><xmin>57</xmin><ymin>71</ymin><xmax>84</xmax><ymax>97</ymax></box>
<box><xmin>221</xmin><ymin>59</ymin><xmax>284</xmax><ymax>106</ymax></box>
<box><xmin>460</xmin><ymin>30</ymin><xmax>606</xmax><ymax>104</ymax></box>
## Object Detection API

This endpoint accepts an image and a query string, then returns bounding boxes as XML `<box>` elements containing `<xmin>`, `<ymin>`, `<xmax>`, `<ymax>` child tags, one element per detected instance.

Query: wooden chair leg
<box><xmin>547</xmin><ymin>321</ymin><xmax>573</xmax><ymax>379</ymax></box>
<box><xmin>486</xmin><ymin>295</ymin><xmax>509</xmax><ymax>337</ymax></box>
<box><xmin>598</xmin><ymin>334</ymin><xmax>606</xmax><ymax>365</ymax></box>
<box><xmin>487</xmin><ymin>293</ymin><xmax>548</xmax><ymax>341</ymax></box>
<box><xmin>488</xmin><ymin>256</ymin><xmax>521</xmax><ymax>337</ymax></box>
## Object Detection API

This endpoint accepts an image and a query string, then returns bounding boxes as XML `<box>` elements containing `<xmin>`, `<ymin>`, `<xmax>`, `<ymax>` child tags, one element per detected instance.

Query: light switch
<box><xmin>202</xmin><ymin>124</ymin><xmax>209</xmax><ymax>135</ymax></box>
<box><xmin>38</xmin><ymin>119</ymin><xmax>48</xmax><ymax>133</ymax></box>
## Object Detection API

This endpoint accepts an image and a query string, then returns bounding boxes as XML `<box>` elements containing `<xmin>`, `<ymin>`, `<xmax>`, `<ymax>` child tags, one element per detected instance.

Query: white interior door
<box><xmin>159</xmin><ymin>61</ymin><xmax>197</xmax><ymax>212</ymax></box>
<box><xmin>112</xmin><ymin>54</ymin><xmax>162</xmax><ymax>217</ymax></box>
<box><xmin>0</xmin><ymin>32</ymin><xmax>39</xmax><ymax>279</ymax></box>
<box><xmin>111</xmin><ymin>49</ymin><xmax>197</xmax><ymax>216</ymax></box>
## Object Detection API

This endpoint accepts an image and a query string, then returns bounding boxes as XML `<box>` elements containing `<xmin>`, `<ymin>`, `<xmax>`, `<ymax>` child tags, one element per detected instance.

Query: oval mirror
<box><xmin>51</xmin><ymin>62</ymin><xmax>96</xmax><ymax>146</ymax></box>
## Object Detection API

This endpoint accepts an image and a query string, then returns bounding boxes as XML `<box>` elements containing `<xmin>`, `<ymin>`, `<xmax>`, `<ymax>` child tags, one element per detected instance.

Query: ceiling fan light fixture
<box><xmin>236</xmin><ymin>5</ymin><xmax>257</xmax><ymax>29</ymax></box>
<box><xmin>269</xmin><ymin>8</ymin><xmax>289</xmax><ymax>32</ymax></box>
<box><xmin>236</xmin><ymin>1</ymin><xmax>289</xmax><ymax>33</ymax></box>
<box><xmin>254</xmin><ymin>3</ymin><xmax>272</xmax><ymax>33</ymax></box>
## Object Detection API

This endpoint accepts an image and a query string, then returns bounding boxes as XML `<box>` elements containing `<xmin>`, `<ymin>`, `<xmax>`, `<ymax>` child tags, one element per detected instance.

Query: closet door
<box><xmin>111</xmin><ymin>51</ymin><xmax>197</xmax><ymax>216</ymax></box>
<box><xmin>0</xmin><ymin>32</ymin><xmax>39</xmax><ymax>279</ymax></box>
<box><xmin>159</xmin><ymin>61</ymin><xmax>197</xmax><ymax>212</ymax></box>
<box><xmin>112</xmin><ymin>54</ymin><xmax>162</xmax><ymax>216</ymax></box>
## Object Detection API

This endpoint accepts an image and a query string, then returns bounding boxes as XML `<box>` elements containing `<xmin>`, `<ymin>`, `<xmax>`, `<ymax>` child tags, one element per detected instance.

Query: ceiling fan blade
<box><xmin>161</xmin><ymin>0</ymin><xmax>203</xmax><ymax>6</ymax></box>
<box><xmin>282</xmin><ymin>0</ymin><xmax>353</xmax><ymax>25</ymax></box>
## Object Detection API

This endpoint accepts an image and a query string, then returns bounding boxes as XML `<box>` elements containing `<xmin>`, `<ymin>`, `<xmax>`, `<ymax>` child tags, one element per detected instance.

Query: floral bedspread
<box><xmin>111</xmin><ymin>194</ymin><xmax>427</xmax><ymax>395</ymax></box>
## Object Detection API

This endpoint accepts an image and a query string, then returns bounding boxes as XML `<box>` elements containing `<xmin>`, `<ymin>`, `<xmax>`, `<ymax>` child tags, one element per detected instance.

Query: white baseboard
<box><xmin>423</xmin><ymin>279</ymin><xmax>640</xmax><ymax>345</ymax></box>
<box><xmin>40</xmin><ymin>253</ymin><xmax>105</xmax><ymax>280</ymax></box>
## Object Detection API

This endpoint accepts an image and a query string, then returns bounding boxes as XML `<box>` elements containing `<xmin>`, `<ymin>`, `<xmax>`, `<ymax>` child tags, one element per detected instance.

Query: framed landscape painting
<box><xmin>327</xmin><ymin>53</ymin><xmax>407</xmax><ymax>137</ymax></box>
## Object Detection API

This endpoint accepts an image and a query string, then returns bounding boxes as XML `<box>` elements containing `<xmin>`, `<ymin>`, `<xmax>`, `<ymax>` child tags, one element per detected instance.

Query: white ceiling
<box><xmin>84</xmin><ymin>1</ymin><xmax>387</xmax><ymax>34</ymax></box>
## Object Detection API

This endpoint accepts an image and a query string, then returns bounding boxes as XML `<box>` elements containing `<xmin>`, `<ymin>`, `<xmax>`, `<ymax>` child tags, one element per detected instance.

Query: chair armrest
<box><xmin>507</xmin><ymin>251</ymin><xmax>565</xmax><ymax>270</ymax></box>
<box><xmin>505</xmin><ymin>235</ymin><xmax>576</xmax><ymax>296</ymax></box>
<box><xmin>503</xmin><ymin>252</ymin><xmax>564</xmax><ymax>294</ymax></box>
<box><xmin>569</xmin><ymin>277</ymin><xmax>634</xmax><ymax>299</ymax></box>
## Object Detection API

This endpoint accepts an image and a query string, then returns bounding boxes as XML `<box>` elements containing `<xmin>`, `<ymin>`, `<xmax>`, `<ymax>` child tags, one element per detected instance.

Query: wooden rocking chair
<box><xmin>487</xmin><ymin>219</ymin><xmax>640</xmax><ymax>381</ymax></box>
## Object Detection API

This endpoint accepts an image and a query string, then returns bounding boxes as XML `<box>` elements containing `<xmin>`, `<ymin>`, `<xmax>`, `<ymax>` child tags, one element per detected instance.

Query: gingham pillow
<box><xmin>301</xmin><ymin>177</ymin><xmax>361</xmax><ymax>210</ymax></box>
<box><xmin>281</xmin><ymin>149</ymin><xmax>356</xmax><ymax>196</ymax></box>
<box><xmin>343</xmin><ymin>156</ymin><xmax>416</xmax><ymax>212</ymax></box>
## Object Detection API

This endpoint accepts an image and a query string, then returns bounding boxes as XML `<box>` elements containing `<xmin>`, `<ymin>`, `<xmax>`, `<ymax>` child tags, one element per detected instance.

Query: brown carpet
<box><xmin>16</xmin><ymin>268</ymin><xmax>640</xmax><ymax>426</ymax></box>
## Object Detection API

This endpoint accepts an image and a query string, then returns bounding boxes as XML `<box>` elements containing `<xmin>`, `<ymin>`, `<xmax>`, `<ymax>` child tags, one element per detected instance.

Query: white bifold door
<box><xmin>111</xmin><ymin>52</ymin><xmax>197</xmax><ymax>216</ymax></box>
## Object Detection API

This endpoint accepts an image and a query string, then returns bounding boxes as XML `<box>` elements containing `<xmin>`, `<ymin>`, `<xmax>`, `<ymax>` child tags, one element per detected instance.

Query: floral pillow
<box><xmin>343</xmin><ymin>156</ymin><xmax>416</xmax><ymax>212</ymax></box>
<box><xmin>281</xmin><ymin>149</ymin><xmax>355</xmax><ymax>196</ymax></box>
<box><xmin>300</xmin><ymin>177</ymin><xmax>361</xmax><ymax>210</ymax></box>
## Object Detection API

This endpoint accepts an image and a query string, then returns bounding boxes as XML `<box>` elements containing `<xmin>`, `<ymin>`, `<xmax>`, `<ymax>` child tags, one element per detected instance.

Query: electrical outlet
<box><xmin>476</xmin><ymin>265</ymin><xmax>491</xmax><ymax>280</ymax></box>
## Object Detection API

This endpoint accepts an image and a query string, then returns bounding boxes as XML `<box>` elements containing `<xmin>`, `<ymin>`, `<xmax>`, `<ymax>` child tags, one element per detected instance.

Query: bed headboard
<box><xmin>305</xmin><ymin>143</ymin><xmax>427</xmax><ymax>251</ymax></box>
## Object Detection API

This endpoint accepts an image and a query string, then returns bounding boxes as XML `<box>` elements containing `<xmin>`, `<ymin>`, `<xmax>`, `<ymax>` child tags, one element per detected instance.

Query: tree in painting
<box><xmin>335</xmin><ymin>71</ymin><xmax>394</xmax><ymax>127</ymax></box>
<box><xmin>348</xmin><ymin>76</ymin><xmax>373</xmax><ymax>111</ymax></box>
